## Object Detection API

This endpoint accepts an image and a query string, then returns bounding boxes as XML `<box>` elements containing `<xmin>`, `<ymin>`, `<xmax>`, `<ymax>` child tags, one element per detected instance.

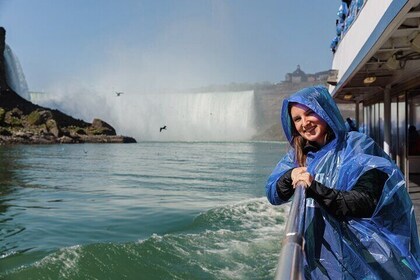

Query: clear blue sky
<box><xmin>0</xmin><ymin>0</ymin><xmax>339</xmax><ymax>93</ymax></box>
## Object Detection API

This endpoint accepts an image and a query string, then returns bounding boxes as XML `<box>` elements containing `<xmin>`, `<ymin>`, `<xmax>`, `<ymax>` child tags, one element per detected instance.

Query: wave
<box><xmin>1</xmin><ymin>198</ymin><xmax>289</xmax><ymax>280</ymax></box>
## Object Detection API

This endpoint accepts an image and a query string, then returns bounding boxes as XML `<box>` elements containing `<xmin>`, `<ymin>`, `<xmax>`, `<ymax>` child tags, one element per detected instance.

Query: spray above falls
<box><xmin>1</xmin><ymin>42</ymin><xmax>257</xmax><ymax>142</ymax></box>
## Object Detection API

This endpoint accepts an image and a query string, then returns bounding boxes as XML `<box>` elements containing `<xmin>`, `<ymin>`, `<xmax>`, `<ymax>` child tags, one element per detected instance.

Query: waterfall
<box><xmin>34</xmin><ymin>88</ymin><xmax>257</xmax><ymax>141</ymax></box>
<box><xmin>3</xmin><ymin>44</ymin><xmax>30</xmax><ymax>100</ymax></box>
<box><xmin>112</xmin><ymin>90</ymin><xmax>256</xmax><ymax>141</ymax></box>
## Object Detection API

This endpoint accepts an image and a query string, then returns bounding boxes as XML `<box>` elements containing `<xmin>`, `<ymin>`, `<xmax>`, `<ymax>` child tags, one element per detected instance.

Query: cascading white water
<box><xmin>3</xmin><ymin>44</ymin><xmax>30</xmax><ymax>100</ymax></box>
<box><xmin>32</xmin><ymin>87</ymin><xmax>257</xmax><ymax>141</ymax></box>
<box><xmin>111</xmin><ymin>91</ymin><xmax>256</xmax><ymax>141</ymax></box>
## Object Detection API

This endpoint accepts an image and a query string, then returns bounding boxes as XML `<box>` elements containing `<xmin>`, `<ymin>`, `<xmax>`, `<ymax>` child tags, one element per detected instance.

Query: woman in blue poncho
<box><xmin>266</xmin><ymin>85</ymin><xmax>420</xmax><ymax>279</ymax></box>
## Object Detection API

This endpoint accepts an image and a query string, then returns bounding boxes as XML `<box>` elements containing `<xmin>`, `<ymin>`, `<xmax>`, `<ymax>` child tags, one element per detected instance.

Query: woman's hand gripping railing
<box><xmin>274</xmin><ymin>181</ymin><xmax>306</xmax><ymax>280</ymax></box>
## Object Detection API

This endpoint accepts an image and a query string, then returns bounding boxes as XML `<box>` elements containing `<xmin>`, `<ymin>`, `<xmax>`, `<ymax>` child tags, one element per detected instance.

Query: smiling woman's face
<box><xmin>290</xmin><ymin>103</ymin><xmax>328</xmax><ymax>146</ymax></box>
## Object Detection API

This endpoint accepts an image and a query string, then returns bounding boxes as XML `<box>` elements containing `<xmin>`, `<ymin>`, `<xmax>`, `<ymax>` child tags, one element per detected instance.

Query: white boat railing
<box><xmin>274</xmin><ymin>182</ymin><xmax>306</xmax><ymax>280</ymax></box>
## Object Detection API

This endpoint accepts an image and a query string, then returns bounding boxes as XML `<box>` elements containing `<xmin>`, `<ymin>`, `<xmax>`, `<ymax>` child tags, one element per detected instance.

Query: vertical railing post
<box><xmin>274</xmin><ymin>182</ymin><xmax>306</xmax><ymax>280</ymax></box>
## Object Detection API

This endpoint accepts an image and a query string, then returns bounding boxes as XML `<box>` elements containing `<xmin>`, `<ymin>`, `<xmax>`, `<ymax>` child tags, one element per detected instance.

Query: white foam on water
<box><xmin>129</xmin><ymin>198</ymin><xmax>289</xmax><ymax>278</ymax></box>
<box><xmin>34</xmin><ymin>245</ymin><xmax>82</xmax><ymax>278</ymax></box>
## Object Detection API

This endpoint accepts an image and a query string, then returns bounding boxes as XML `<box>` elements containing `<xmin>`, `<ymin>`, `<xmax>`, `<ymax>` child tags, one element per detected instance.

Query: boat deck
<box><xmin>409</xmin><ymin>174</ymin><xmax>420</xmax><ymax>231</ymax></box>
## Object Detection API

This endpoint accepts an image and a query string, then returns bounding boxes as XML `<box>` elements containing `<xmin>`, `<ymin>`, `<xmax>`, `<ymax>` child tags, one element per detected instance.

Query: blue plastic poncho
<box><xmin>266</xmin><ymin>86</ymin><xmax>420</xmax><ymax>279</ymax></box>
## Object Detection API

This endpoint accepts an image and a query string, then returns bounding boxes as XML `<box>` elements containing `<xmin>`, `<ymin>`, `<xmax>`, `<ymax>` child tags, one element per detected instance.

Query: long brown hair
<box><xmin>291</xmin><ymin>130</ymin><xmax>307</xmax><ymax>167</ymax></box>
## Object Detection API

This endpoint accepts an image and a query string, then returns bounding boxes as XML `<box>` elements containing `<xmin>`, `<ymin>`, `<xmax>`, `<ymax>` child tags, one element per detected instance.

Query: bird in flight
<box><xmin>115</xmin><ymin>91</ymin><xmax>124</xmax><ymax>96</ymax></box>
<box><xmin>160</xmin><ymin>125</ymin><xmax>167</xmax><ymax>132</ymax></box>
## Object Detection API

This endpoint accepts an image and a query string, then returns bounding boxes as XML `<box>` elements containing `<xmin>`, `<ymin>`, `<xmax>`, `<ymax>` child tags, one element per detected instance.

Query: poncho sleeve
<box><xmin>307</xmin><ymin>168</ymin><xmax>388</xmax><ymax>218</ymax></box>
<box><xmin>265</xmin><ymin>150</ymin><xmax>296</xmax><ymax>205</ymax></box>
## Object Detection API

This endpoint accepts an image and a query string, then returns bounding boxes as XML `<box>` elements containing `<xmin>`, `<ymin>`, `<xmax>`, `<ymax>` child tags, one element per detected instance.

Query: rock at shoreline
<box><xmin>0</xmin><ymin>107</ymin><xmax>137</xmax><ymax>145</ymax></box>
<box><xmin>0</xmin><ymin>27</ymin><xmax>136</xmax><ymax>145</ymax></box>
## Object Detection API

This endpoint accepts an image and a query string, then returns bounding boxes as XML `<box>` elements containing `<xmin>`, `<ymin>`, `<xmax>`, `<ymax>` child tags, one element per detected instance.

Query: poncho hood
<box><xmin>281</xmin><ymin>85</ymin><xmax>347</xmax><ymax>145</ymax></box>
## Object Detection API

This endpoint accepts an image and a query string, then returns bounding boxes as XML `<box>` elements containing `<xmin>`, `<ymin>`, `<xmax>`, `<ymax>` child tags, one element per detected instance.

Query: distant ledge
<box><xmin>0</xmin><ymin>26</ymin><xmax>136</xmax><ymax>145</ymax></box>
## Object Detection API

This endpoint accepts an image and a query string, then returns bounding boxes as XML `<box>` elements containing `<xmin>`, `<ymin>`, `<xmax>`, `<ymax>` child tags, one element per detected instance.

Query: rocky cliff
<box><xmin>0</xmin><ymin>27</ymin><xmax>136</xmax><ymax>144</ymax></box>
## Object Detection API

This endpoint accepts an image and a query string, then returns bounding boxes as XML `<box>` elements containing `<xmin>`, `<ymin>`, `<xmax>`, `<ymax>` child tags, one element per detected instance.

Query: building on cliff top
<box><xmin>284</xmin><ymin>65</ymin><xmax>330</xmax><ymax>84</ymax></box>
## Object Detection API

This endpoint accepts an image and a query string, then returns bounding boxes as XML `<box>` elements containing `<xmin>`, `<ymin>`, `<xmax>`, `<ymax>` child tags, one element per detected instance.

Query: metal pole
<box><xmin>384</xmin><ymin>86</ymin><xmax>391</xmax><ymax>155</ymax></box>
<box><xmin>355</xmin><ymin>100</ymin><xmax>360</xmax><ymax>129</ymax></box>
<box><xmin>274</xmin><ymin>182</ymin><xmax>306</xmax><ymax>280</ymax></box>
